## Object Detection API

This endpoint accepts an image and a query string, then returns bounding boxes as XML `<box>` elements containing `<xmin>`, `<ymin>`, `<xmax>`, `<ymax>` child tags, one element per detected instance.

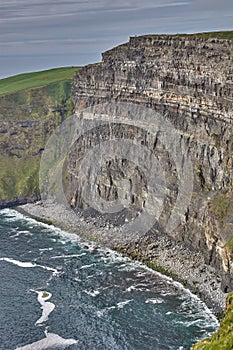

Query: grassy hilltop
<box><xmin>0</xmin><ymin>67</ymin><xmax>79</xmax><ymax>96</ymax></box>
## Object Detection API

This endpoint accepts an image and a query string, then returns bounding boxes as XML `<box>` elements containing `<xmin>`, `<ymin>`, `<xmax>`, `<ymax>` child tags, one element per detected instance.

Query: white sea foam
<box><xmin>80</xmin><ymin>263</ymin><xmax>95</xmax><ymax>269</ymax></box>
<box><xmin>116</xmin><ymin>300</ymin><xmax>133</xmax><ymax>309</ymax></box>
<box><xmin>96</xmin><ymin>310</ymin><xmax>105</xmax><ymax>317</ymax></box>
<box><xmin>100</xmin><ymin>251</ymin><xmax>130</xmax><ymax>264</ymax></box>
<box><xmin>84</xmin><ymin>289</ymin><xmax>100</xmax><ymax>297</ymax></box>
<box><xmin>0</xmin><ymin>257</ymin><xmax>59</xmax><ymax>276</ymax></box>
<box><xmin>50</xmin><ymin>253</ymin><xmax>86</xmax><ymax>259</ymax></box>
<box><xmin>0</xmin><ymin>257</ymin><xmax>36</xmax><ymax>268</ymax></box>
<box><xmin>1</xmin><ymin>208</ymin><xmax>80</xmax><ymax>243</ymax></box>
<box><xmin>126</xmin><ymin>283</ymin><xmax>150</xmax><ymax>292</ymax></box>
<box><xmin>145</xmin><ymin>298</ymin><xmax>164</xmax><ymax>304</ymax></box>
<box><xmin>1</xmin><ymin>208</ymin><xmax>219</xmax><ymax>331</ymax></box>
<box><xmin>39</xmin><ymin>248</ymin><xmax>53</xmax><ymax>252</ymax></box>
<box><xmin>1</xmin><ymin>209</ymin><xmax>34</xmax><ymax>222</ymax></box>
<box><xmin>10</xmin><ymin>232</ymin><xmax>22</xmax><ymax>238</ymax></box>
<box><xmin>160</xmin><ymin>291</ymin><xmax>173</xmax><ymax>296</ymax></box>
<box><xmin>96</xmin><ymin>299</ymin><xmax>133</xmax><ymax>317</ymax></box>
<box><xmin>15</xmin><ymin>331</ymin><xmax>78</xmax><ymax>350</ymax></box>
<box><xmin>13</xmin><ymin>291</ymin><xmax>79</xmax><ymax>349</ymax></box>
<box><xmin>126</xmin><ymin>285</ymin><xmax>136</xmax><ymax>292</ymax></box>
<box><xmin>142</xmin><ymin>264</ymin><xmax>219</xmax><ymax>326</ymax></box>
<box><xmin>33</xmin><ymin>290</ymin><xmax>55</xmax><ymax>325</ymax></box>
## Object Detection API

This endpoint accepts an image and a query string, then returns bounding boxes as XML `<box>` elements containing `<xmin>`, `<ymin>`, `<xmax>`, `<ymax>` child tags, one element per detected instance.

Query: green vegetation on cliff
<box><xmin>0</xmin><ymin>67</ymin><xmax>79</xmax><ymax>96</ymax></box>
<box><xmin>175</xmin><ymin>30</ymin><xmax>233</xmax><ymax>40</ymax></box>
<box><xmin>0</xmin><ymin>67</ymin><xmax>79</xmax><ymax>204</ymax></box>
<box><xmin>191</xmin><ymin>292</ymin><xmax>233</xmax><ymax>350</ymax></box>
<box><xmin>141</xmin><ymin>30</ymin><xmax>233</xmax><ymax>40</ymax></box>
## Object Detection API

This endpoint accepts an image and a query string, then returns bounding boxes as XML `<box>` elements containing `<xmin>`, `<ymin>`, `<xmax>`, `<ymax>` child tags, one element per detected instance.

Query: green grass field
<box><xmin>0</xmin><ymin>66</ymin><xmax>80</xmax><ymax>96</ymax></box>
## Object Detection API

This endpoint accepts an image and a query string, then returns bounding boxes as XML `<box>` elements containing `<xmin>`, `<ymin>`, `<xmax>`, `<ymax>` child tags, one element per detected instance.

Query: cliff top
<box><xmin>0</xmin><ymin>66</ymin><xmax>80</xmax><ymax>96</ymax></box>
<box><xmin>102</xmin><ymin>30</ymin><xmax>233</xmax><ymax>63</ymax></box>
<box><xmin>131</xmin><ymin>30</ymin><xmax>233</xmax><ymax>40</ymax></box>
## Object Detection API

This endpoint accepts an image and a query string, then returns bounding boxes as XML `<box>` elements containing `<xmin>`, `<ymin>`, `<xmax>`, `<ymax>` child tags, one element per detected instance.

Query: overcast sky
<box><xmin>0</xmin><ymin>0</ymin><xmax>232</xmax><ymax>78</ymax></box>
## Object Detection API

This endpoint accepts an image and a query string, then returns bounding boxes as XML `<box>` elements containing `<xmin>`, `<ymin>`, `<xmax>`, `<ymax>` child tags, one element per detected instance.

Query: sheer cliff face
<box><xmin>70</xmin><ymin>35</ymin><xmax>233</xmax><ymax>290</ymax></box>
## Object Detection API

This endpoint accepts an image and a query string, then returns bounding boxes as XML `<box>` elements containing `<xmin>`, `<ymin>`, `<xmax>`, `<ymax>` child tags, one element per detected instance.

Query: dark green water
<box><xmin>0</xmin><ymin>209</ymin><xmax>218</xmax><ymax>350</ymax></box>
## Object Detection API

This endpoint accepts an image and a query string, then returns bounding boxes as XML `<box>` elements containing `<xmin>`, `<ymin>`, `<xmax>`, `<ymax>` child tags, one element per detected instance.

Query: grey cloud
<box><xmin>0</xmin><ymin>0</ymin><xmax>191</xmax><ymax>22</ymax></box>
<box><xmin>191</xmin><ymin>0</ymin><xmax>233</xmax><ymax>11</ymax></box>
<box><xmin>0</xmin><ymin>0</ymin><xmax>232</xmax><ymax>78</ymax></box>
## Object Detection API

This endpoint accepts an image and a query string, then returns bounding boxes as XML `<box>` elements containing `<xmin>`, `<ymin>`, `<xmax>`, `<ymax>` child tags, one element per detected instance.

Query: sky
<box><xmin>0</xmin><ymin>0</ymin><xmax>232</xmax><ymax>79</ymax></box>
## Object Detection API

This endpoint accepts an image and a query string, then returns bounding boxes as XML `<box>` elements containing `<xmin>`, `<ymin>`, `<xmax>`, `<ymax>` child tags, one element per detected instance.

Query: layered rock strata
<box><xmin>70</xmin><ymin>35</ymin><xmax>233</xmax><ymax>297</ymax></box>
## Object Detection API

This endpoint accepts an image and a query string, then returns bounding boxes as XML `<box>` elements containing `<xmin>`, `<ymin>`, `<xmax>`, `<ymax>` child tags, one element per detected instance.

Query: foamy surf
<box><xmin>50</xmin><ymin>253</ymin><xmax>86</xmax><ymax>259</ymax></box>
<box><xmin>80</xmin><ymin>263</ymin><xmax>95</xmax><ymax>269</ymax></box>
<box><xmin>145</xmin><ymin>298</ymin><xmax>164</xmax><ymax>304</ymax></box>
<box><xmin>0</xmin><ymin>208</ymin><xmax>220</xmax><ymax>349</ymax></box>
<box><xmin>126</xmin><ymin>283</ymin><xmax>150</xmax><ymax>292</ymax></box>
<box><xmin>1</xmin><ymin>208</ymin><xmax>80</xmax><ymax>243</ymax></box>
<box><xmin>116</xmin><ymin>300</ymin><xmax>133</xmax><ymax>309</ymax></box>
<box><xmin>84</xmin><ymin>289</ymin><xmax>100</xmax><ymax>297</ymax></box>
<box><xmin>0</xmin><ymin>257</ymin><xmax>59</xmax><ymax>276</ymax></box>
<box><xmin>15</xmin><ymin>331</ymin><xmax>78</xmax><ymax>350</ymax></box>
<box><xmin>33</xmin><ymin>290</ymin><xmax>55</xmax><ymax>325</ymax></box>
<box><xmin>97</xmin><ymin>299</ymin><xmax>133</xmax><ymax>316</ymax></box>
<box><xmin>0</xmin><ymin>257</ymin><xmax>36</xmax><ymax>268</ymax></box>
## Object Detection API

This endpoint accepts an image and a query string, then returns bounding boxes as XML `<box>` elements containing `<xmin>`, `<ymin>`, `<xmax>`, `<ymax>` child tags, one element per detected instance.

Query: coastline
<box><xmin>16</xmin><ymin>200</ymin><xmax>227</xmax><ymax>315</ymax></box>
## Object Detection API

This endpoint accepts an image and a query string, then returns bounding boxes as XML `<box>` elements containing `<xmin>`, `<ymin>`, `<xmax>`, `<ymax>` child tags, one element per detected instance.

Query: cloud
<box><xmin>191</xmin><ymin>0</ymin><xmax>233</xmax><ymax>12</ymax></box>
<box><xmin>0</xmin><ymin>0</ymin><xmax>191</xmax><ymax>23</ymax></box>
<box><xmin>0</xmin><ymin>0</ymin><xmax>232</xmax><ymax>78</ymax></box>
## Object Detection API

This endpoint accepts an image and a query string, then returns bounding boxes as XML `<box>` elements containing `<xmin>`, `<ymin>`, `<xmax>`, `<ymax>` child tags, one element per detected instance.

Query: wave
<box><xmin>142</xmin><ymin>264</ymin><xmax>219</xmax><ymax>327</ymax></box>
<box><xmin>126</xmin><ymin>283</ymin><xmax>150</xmax><ymax>292</ymax></box>
<box><xmin>83</xmin><ymin>289</ymin><xmax>100</xmax><ymax>297</ymax></box>
<box><xmin>0</xmin><ymin>257</ymin><xmax>59</xmax><ymax>276</ymax></box>
<box><xmin>15</xmin><ymin>331</ymin><xmax>78</xmax><ymax>350</ymax></box>
<box><xmin>50</xmin><ymin>253</ymin><xmax>86</xmax><ymax>259</ymax></box>
<box><xmin>145</xmin><ymin>298</ymin><xmax>164</xmax><ymax>304</ymax></box>
<box><xmin>97</xmin><ymin>299</ymin><xmax>133</xmax><ymax>317</ymax></box>
<box><xmin>116</xmin><ymin>300</ymin><xmax>133</xmax><ymax>309</ymax></box>
<box><xmin>1</xmin><ymin>208</ymin><xmax>219</xmax><ymax>330</ymax></box>
<box><xmin>80</xmin><ymin>263</ymin><xmax>95</xmax><ymax>269</ymax></box>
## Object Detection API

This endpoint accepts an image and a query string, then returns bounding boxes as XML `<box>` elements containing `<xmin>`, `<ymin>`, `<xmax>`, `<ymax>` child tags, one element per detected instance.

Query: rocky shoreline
<box><xmin>16</xmin><ymin>200</ymin><xmax>227</xmax><ymax>315</ymax></box>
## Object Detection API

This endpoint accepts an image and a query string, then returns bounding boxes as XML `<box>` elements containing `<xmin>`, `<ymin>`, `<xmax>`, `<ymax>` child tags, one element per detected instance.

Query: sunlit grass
<box><xmin>0</xmin><ymin>67</ymin><xmax>80</xmax><ymax>96</ymax></box>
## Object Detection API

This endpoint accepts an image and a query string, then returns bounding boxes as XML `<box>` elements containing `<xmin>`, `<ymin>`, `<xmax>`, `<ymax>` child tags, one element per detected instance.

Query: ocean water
<box><xmin>0</xmin><ymin>209</ymin><xmax>219</xmax><ymax>350</ymax></box>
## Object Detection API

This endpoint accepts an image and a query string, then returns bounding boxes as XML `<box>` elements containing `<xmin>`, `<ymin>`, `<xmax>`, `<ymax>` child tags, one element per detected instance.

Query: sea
<box><xmin>0</xmin><ymin>209</ymin><xmax>219</xmax><ymax>350</ymax></box>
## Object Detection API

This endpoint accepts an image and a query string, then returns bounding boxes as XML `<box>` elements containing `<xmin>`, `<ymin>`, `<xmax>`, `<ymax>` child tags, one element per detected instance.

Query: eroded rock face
<box><xmin>70</xmin><ymin>35</ymin><xmax>233</xmax><ymax>292</ymax></box>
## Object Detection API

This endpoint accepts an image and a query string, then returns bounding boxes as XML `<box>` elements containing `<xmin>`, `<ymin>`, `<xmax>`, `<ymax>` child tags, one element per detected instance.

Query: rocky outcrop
<box><xmin>70</xmin><ymin>34</ymin><xmax>233</xmax><ymax>294</ymax></box>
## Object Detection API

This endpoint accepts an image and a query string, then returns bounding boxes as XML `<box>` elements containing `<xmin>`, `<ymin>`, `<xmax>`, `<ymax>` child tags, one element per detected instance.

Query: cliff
<box><xmin>0</xmin><ymin>68</ymin><xmax>77</xmax><ymax>207</ymax></box>
<box><xmin>70</xmin><ymin>33</ymin><xmax>233</xmax><ymax>300</ymax></box>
